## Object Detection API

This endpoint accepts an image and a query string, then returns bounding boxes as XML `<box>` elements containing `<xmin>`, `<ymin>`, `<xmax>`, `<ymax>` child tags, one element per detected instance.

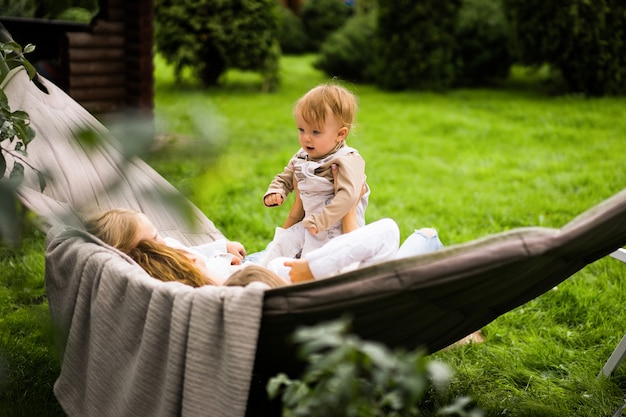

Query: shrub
<box><xmin>268</xmin><ymin>318</ymin><xmax>483</xmax><ymax>417</ymax></box>
<box><xmin>354</xmin><ymin>0</ymin><xmax>377</xmax><ymax>15</ymax></box>
<box><xmin>300</xmin><ymin>0</ymin><xmax>353</xmax><ymax>51</ymax></box>
<box><xmin>374</xmin><ymin>0</ymin><xmax>462</xmax><ymax>91</ymax></box>
<box><xmin>504</xmin><ymin>0</ymin><xmax>626</xmax><ymax>96</ymax></box>
<box><xmin>276</xmin><ymin>3</ymin><xmax>309</xmax><ymax>55</ymax></box>
<box><xmin>154</xmin><ymin>0</ymin><xmax>280</xmax><ymax>89</ymax></box>
<box><xmin>35</xmin><ymin>0</ymin><xmax>97</xmax><ymax>19</ymax></box>
<box><xmin>0</xmin><ymin>0</ymin><xmax>36</xmax><ymax>17</ymax></box>
<box><xmin>55</xmin><ymin>7</ymin><xmax>94</xmax><ymax>22</ymax></box>
<box><xmin>314</xmin><ymin>13</ymin><xmax>377</xmax><ymax>82</ymax></box>
<box><xmin>453</xmin><ymin>0</ymin><xmax>514</xmax><ymax>87</ymax></box>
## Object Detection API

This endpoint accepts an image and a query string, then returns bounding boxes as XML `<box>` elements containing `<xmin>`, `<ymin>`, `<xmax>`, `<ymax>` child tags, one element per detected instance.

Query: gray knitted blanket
<box><xmin>46</xmin><ymin>226</ymin><xmax>266</xmax><ymax>417</ymax></box>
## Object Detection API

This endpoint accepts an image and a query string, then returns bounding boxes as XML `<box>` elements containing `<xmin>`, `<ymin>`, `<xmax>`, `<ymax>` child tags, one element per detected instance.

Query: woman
<box><xmin>83</xmin><ymin>209</ymin><xmax>485</xmax><ymax>347</ymax></box>
<box><xmin>129</xmin><ymin>239</ymin><xmax>287</xmax><ymax>288</ymax></box>
<box><xmin>84</xmin><ymin>208</ymin><xmax>443</xmax><ymax>287</ymax></box>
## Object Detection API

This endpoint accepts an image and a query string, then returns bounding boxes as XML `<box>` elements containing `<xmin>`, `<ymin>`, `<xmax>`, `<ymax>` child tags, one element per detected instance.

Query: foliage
<box><xmin>0</xmin><ymin>0</ymin><xmax>36</xmax><ymax>17</ymax></box>
<box><xmin>354</xmin><ymin>0</ymin><xmax>377</xmax><ymax>15</ymax></box>
<box><xmin>34</xmin><ymin>0</ymin><xmax>98</xmax><ymax>20</ymax></box>
<box><xmin>314</xmin><ymin>13</ymin><xmax>377</xmax><ymax>83</ymax></box>
<box><xmin>276</xmin><ymin>3</ymin><xmax>309</xmax><ymax>55</ymax></box>
<box><xmin>1</xmin><ymin>0</ymin><xmax>99</xmax><ymax>20</ymax></box>
<box><xmin>315</xmin><ymin>0</ymin><xmax>512</xmax><ymax>86</ymax></box>
<box><xmin>0</xmin><ymin>38</ymin><xmax>43</xmax><ymax>245</ymax></box>
<box><xmin>300</xmin><ymin>0</ymin><xmax>353</xmax><ymax>51</ymax></box>
<box><xmin>268</xmin><ymin>318</ymin><xmax>483</xmax><ymax>417</ymax></box>
<box><xmin>504</xmin><ymin>0</ymin><xmax>626</xmax><ymax>96</ymax></box>
<box><xmin>374</xmin><ymin>0</ymin><xmax>462</xmax><ymax>91</ymax></box>
<box><xmin>453</xmin><ymin>0</ymin><xmax>514</xmax><ymax>86</ymax></box>
<box><xmin>154</xmin><ymin>0</ymin><xmax>281</xmax><ymax>90</ymax></box>
<box><xmin>55</xmin><ymin>6</ymin><xmax>95</xmax><ymax>22</ymax></box>
<box><xmin>0</xmin><ymin>38</ymin><xmax>36</xmax><ymax>83</ymax></box>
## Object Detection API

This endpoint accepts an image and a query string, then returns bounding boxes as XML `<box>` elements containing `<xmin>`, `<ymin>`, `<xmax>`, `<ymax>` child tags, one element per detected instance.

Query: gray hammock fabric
<box><xmin>4</xmin><ymin>67</ymin><xmax>626</xmax><ymax>416</ymax></box>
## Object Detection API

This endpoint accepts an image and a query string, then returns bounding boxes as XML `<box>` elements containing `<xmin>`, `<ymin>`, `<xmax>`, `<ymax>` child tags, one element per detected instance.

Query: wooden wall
<box><xmin>1</xmin><ymin>0</ymin><xmax>154</xmax><ymax>118</ymax></box>
<box><xmin>64</xmin><ymin>0</ymin><xmax>154</xmax><ymax>116</ymax></box>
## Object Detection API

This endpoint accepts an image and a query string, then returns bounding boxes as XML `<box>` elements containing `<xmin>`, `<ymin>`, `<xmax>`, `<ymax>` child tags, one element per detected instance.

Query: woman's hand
<box><xmin>226</xmin><ymin>240</ymin><xmax>246</xmax><ymax>265</ymax></box>
<box><xmin>284</xmin><ymin>258</ymin><xmax>315</xmax><ymax>283</ymax></box>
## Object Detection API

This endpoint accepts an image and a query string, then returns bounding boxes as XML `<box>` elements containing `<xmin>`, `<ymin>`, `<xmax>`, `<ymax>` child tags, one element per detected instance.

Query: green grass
<box><xmin>2</xmin><ymin>54</ymin><xmax>626</xmax><ymax>415</ymax></box>
<box><xmin>0</xmin><ymin>218</ymin><xmax>63</xmax><ymax>416</ymax></box>
<box><xmin>153</xmin><ymin>55</ymin><xmax>626</xmax><ymax>416</ymax></box>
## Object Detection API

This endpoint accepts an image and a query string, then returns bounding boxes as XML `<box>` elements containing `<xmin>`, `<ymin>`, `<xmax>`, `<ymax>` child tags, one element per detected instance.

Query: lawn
<box><xmin>2</xmin><ymin>53</ymin><xmax>626</xmax><ymax>416</ymax></box>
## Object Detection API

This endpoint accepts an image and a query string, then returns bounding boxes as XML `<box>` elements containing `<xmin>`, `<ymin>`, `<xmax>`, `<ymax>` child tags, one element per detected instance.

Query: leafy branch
<box><xmin>1</xmin><ymin>36</ymin><xmax>39</xmax><ymax>182</ymax></box>
<box><xmin>0</xmin><ymin>88</ymin><xmax>39</xmax><ymax>182</ymax></box>
<box><xmin>268</xmin><ymin>318</ymin><xmax>484</xmax><ymax>417</ymax></box>
<box><xmin>0</xmin><ymin>39</ymin><xmax>37</xmax><ymax>82</ymax></box>
<box><xmin>0</xmin><ymin>35</ymin><xmax>42</xmax><ymax>244</ymax></box>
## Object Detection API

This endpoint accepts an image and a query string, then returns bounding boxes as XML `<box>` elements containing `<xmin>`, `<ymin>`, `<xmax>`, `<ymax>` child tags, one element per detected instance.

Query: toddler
<box><xmin>262</xmin><ymin>83</ymin><xmax>369</xmax><ymax>262</ymax></box>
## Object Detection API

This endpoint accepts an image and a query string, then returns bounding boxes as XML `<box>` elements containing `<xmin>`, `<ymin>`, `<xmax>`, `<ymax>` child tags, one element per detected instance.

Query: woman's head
<box><xmin>84</xmin><ymin>208</ymin><xmax>163</xmax><ymax>254</ymax></box>
<box><xmin>129</xmin><ymin>239</ymin><xmax>218</xmax><ymax>287</ymax></box>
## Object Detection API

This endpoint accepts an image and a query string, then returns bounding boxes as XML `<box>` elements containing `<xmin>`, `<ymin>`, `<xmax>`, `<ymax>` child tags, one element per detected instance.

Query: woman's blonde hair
<box><xmin>129</xmin><ymin>239</ymin><xmax>218</xmax><ymax>287</ymax></box>
<box><xmin>84</xmin><ymin>208</ymin><xmax>142</xmax><ymax>254</ymax></box>
<box><xmin>294</xmin><ymin>83</ymin><xmax>358</xmax><ymax>131</ymax></box>
<box><xmin>131</xmin><ymin>242</ymin><xmax>287</xmax><ymax>289</ymax></box>
<box><xmin>85</xmin><ymin>209</ymin><xmax>289</xmax><ymax>289</ymax></box>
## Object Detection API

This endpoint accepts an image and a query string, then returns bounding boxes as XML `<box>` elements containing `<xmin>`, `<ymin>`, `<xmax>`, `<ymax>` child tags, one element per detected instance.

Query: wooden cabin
<box><xmin>1</xmin><ymin>0</ymin><xmax>154</xmax><ymax>118</ymax></box>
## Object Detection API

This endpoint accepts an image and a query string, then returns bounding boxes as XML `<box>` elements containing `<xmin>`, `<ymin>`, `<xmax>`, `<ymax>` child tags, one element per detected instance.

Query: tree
<box><xmin>154</xmin><ymin>0</ymin><xmax>280</xmax><ymax>90</ymax></box>
<box><xmin>504</xmin><ymin>0</ymin><xmax>626</xmax><ymax>96</ymax></box>
<box><xmin>374</xmin><ymin>0</ymin><xmax>462</xmax><ymax>91</ymax></box>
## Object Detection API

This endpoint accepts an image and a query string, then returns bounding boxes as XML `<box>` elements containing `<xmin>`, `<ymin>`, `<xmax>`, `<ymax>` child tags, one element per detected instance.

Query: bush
<box><xmin>268</xmin><ymin>318</ymin><xmax>483</xmax><ymax>417</ymax></box>
<box><xmin>37</xmin><ymin>0</ymin><xmax>97</xmax><ymax>19</ymax></box>
<box><xmin>354</xmin><ymin>0</ymin><xmax>377</xmax><ymax>15</ymax></box>
<box><xmin>155</xmin><ymin>0</ymin><xmax>280</xmax><ymax>89</ymax></box>
<box><xmin>453</xmin><ymin>0</ymin><xmax>514</xmax><ymax>87</ymax></box>
<box><xmin>374</xmin><ymin>0</ymin><xmax>462</xmax><ymax>91</ymax></box>
<box><xmin>276</xmin><ymin>3</ymin><xmax>309</xmax><ymax>55</ymax></box>
<box><xmin>300</xmin><ymin>0</ymin><xmax>353</xmax><ymax>51</ymax></box>
<box><xmin>55</xmin><ymin>7</ymin><xmax>94</xmax><ymax>22</ymax></box>
<box><xmin>504</xmin><ymin>0</ymin><xmax>626</xmax><ymax>96</ymax></box>
<box><xmin>0</xmin><ymin>0</ymin><xmax>36</xmax><ymax>17</ymax></box>
<box><xmin>314</xmin><ymin>13</ymin><xmax>377</xmax><ymax>82</ymax></box>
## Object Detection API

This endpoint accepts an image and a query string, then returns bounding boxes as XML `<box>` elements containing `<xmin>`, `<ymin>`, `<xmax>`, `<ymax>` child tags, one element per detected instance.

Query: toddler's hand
<box><xmin>264</xmin><ymin>193</ymin><xmax>284</xmax><ymax>207</ymax></box>
<box><xmin>307</xmin><ymin>226</ymin><xmax>318</xmax><ymax>236</ymax></box>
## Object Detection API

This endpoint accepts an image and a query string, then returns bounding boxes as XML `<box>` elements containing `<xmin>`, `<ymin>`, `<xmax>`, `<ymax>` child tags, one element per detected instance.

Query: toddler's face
<box><xmin>295</xmin><ymin>109</ymin><xmax>347</xmax><ymax>159</ymax></box>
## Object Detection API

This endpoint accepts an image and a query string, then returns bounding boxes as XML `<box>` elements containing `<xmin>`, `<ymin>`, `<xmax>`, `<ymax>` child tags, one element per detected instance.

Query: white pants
<box><xmin>268</xmin><ymin>218</ymin><xmax>400</xmax><ymax>280</ymax></box>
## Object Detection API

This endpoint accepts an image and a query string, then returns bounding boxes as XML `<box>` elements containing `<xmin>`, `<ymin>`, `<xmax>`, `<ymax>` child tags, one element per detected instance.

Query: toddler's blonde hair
<box><xmin>294</xmin><ymin>83</ymin><xmax>358</xmax><ymax>132</ymax></box>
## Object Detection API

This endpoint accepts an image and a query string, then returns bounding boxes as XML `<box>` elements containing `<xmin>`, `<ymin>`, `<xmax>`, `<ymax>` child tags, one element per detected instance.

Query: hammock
<box><xmin>4</xmin><ymin>67</ymin><xmax>626</xmax><ymax>416</ymax></box>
